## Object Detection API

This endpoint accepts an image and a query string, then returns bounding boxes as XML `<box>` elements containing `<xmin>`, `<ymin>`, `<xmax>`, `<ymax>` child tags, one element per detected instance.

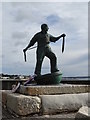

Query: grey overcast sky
<box><xmin>1</xmin><ymin>1</ymin><xmax>88</xmax><ymax>77</ymax></box>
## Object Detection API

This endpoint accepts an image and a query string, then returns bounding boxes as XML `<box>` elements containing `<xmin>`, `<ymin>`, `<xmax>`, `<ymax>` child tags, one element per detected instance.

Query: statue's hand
<box><xmin>23</xmin><ymin>48</ymin><xmax>27</xmax><ymax>53</ymax></box>
<box><xmin>61</xmin><ymin>33</ymin><xmax>66</xmax><ymax>37</ymax></box>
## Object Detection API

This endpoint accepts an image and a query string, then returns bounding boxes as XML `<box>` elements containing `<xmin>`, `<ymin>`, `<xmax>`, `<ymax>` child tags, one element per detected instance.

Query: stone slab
<box><xmin>1</xmin><ymin>90</ymin><xmax>41</xmax><ymax>116</ymax></box>
<box><xmin>1</xmin><ymin>89</ymin><xmax>90</xmax><ymax>117</ymax></box>
<box><xmin>19</xmin><ymin>84</ymin><xmax>89</xmax><ymax>95</ymax></box>
<box><xmin>1</xmin><ymin>90</ymin><xmax>12</xmax><ymax>106</ymax></box>
<box><xmin>40</xmin><ymin>93</ymin><xmax>89</xmax><ymax>115</ymax></box>
<box><xmin>75</xmin><ymin>106</ymin><xmax>90</xmax><ymax>120</ymax></box>
<box><xmin>2</xmin><ymin>105</ymin><xmax>76</xmax><ymax>120</ymax></box>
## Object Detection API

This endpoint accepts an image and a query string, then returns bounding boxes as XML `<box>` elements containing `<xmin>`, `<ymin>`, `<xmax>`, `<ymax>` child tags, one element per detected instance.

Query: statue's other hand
<box><xmin>23</xmin><ymin>48</ymin><xmax>27</xmax><ymax>53</ymax></box>
<box><xmin>61</xmin><ymin>33</ymin><xmax>66</xmax><ymax>37</ymax></box>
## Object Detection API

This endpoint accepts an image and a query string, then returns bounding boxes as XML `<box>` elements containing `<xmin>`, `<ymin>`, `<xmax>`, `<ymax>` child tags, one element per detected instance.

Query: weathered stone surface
<box><xmin>2</xmin><ymin>105</ymin><xmax>77</xmax><ymax>120</ymax></box>
<box><xmin>6</xmin><ymin>93</ymin><xmax>41</xmax><ymax>116</ymax></box>
<box><xmin>1</xmin><ymin>88</ymin><xmax>90</xmax><ymax>117</ymax></box>
<box><xmin>75</xmin><ymin>106</ymin><xmax>90</xmax><ymax>120</ymax></box>
<box><xmin>1</xmin><ymin>90</ymin><xmax>12</xmax><ymax>106</ymax></box>
<box><xmin>19</xmin><ymin>84</ymin><xmax>89</xmax><ymax>95</ymax></box>
<box><xmin>40</xmin><ymin>93</ymin><xmax>89</xmax><ymax>115</ymax></box>
<box><xmin>1</xmin><ymin>90</ymin><xmax>41</xmax><ymax>115</ymax></box>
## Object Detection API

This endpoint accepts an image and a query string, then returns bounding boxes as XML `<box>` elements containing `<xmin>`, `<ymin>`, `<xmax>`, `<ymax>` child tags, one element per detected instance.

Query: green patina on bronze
<box><xmin>35</xmin><ymin>71</ymin><xmax>62</xmax><ymax>85</ymax></box>
<box><xmin>23</xmin><ymin>24</ymin><xmax>66</xmax><ymax>85</ymax></box>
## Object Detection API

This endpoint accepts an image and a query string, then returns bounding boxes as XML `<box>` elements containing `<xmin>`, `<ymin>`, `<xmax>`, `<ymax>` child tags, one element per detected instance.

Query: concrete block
<box><xmin>40</xmin><ymin>93</ymin><xmax>89</xmax><ymax>115</ymax></box>
<box><xmin>19</xmin><ymin>84</ymin><xmax>90</xmax><ymax>95</ymax></box>
<box><xmin>75</xmin><ymin>106</ymin><xmax>90</xmax><ymax>120</ymax></box>
<box><xmin>6</xmin><ymin>93</ymin><xmax>41</xmax><ymax>116</ymax></box>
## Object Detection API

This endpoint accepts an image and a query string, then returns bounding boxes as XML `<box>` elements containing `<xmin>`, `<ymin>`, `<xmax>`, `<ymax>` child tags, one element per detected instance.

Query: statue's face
<box><xmin>41</xmin><ymin>24</ymin><xmax>49</xmax><ymax>33</ymax></box>
<box><xmin>43</xmin><ymin>26</ymin><xmax>49</xmax><ymax>32</ymax></box>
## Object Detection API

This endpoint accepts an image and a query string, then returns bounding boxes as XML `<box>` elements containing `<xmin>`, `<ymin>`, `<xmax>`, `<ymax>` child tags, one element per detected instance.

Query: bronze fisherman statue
<box><xmin>12</xmin><ymin>24</ymin><xmax>66</xmax><ymax>92</ymax></box>
<box><xmin>23</xmin><ymin>24</ymin><xmax>66</xmax><ymax>76</ymax></box>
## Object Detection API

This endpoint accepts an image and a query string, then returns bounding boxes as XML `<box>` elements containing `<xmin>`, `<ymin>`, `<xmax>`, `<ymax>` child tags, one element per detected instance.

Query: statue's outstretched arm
<box><xmin>50</xmin><ymin>33</ymin><xmax>66</xmax><ymax>42</ymax></box>
<box><xmin>23</xmin><ymin>35</ymin><xmax>37</xmax><ymax>52</ymax></box>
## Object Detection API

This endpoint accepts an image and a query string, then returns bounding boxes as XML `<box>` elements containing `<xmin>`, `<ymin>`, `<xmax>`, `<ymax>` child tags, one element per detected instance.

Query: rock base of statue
<box><xmin>35</xmin><ymin>71</ymin><xmax>62</xmax><ymax>85</ymax></box>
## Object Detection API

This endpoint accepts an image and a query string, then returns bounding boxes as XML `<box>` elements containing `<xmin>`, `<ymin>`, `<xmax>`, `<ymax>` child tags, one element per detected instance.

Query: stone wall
<box><xmin>1</xmin><ymin>84</ymin><xmax>90</xmax><ymax>116</ymax></box>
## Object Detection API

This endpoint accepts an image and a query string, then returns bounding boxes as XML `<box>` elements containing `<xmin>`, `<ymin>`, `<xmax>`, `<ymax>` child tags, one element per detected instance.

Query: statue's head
<box><xmin>41</xmin><ymin>24</ymin><xmax>49</xmax><ymax>32</ymax></box>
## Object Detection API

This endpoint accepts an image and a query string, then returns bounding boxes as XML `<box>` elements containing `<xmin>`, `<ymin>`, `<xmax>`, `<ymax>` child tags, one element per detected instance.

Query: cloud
<box><xmin>12</xmin><ymin>31</ymin><xmax>27</xmax><ymax>39</ymax></box>
<box><xmin>15</xmin><ymin>9</ymin><xmax>31</xmax><ymax>22</ymax></box>
<box><xmin>14</xmin><ymin>41</ymin><xmax>26</xmax><ymax>47</ymax></box>
<box><xmin>64</xmin><ymin>53</ymin><xmax>88</xmax><ymax>66</ymax></box>
<box><xmin>2</xmin><ymin>0</ymin><xmax>89</xmax><ymax>2</ymax></box>
<box><xmin>11</xmin><ymin>3</ymin><xmax>46</xmax><ymax>24</ymax></box>
<box><xmin>12</xmin><ymin>31</ymin><xmax>28</xmax><ymax>47</ymax></box>
<box><xmin>46</xmin><ymin>14</ymin><xmax>60</xmax><ymax>25</ymax></box>
<box><xmin>2</xmin><ymin>2</ymin><xmax>88</xmax><ymax>76</ymax></box>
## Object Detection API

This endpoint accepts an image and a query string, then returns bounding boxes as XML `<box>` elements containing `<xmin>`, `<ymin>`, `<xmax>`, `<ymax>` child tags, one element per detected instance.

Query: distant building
<box><xmin>2</xmin><ymin>77</ymin><xmax>10</xmax><ymax>79</ymax></box>
<box><xmin>19</xmin><ymin>75</ymin><xmax>25</xmax><ymax>79</ymax></box>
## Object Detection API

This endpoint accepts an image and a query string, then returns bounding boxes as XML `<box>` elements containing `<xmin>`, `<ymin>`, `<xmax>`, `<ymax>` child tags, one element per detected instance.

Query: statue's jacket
<box><xmin>28</xmin><ymin>31</ymin><xmax>58</xmax><ymax>52</ymax></box>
